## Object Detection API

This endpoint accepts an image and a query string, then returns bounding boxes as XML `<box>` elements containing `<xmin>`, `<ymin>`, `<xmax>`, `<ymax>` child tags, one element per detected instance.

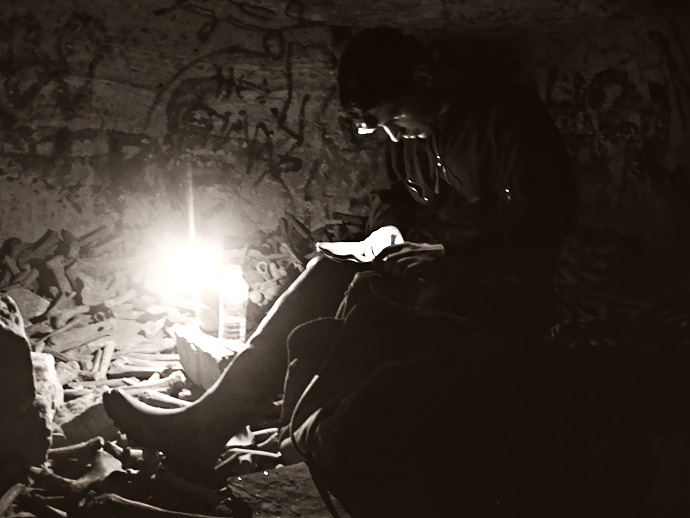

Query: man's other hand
<box><xmin>375</xmin><ymin>242</ymin><xmax>445</xmax><ymax>278</ymax></box>
<box><xmin>364</xmin><ymin>225</ymin><xmax>405</xmax><ymax>259</ymax></box>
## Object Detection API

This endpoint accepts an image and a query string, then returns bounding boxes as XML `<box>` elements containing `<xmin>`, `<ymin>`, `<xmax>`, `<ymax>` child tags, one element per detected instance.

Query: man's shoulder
<box><xmin>445</xmin><ymin>71</ymin><xmax>546</xmax><ymax>124</ymax></box>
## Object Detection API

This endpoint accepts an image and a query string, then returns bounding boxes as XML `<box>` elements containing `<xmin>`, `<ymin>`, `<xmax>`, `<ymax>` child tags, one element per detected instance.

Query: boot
<box><xmin>103</xmin><ymin>390</ymin><xmax>239</xmax><ymax>479</ymax></box>
<box><xmin>103</xmin><ymin>351</ymin><xmax>265</xmax><ymax>480</ymax></box>
<box><xmin>103</xmin><ymin>257</ymin><xmax>363</xmax><ymax>479</ymax></box>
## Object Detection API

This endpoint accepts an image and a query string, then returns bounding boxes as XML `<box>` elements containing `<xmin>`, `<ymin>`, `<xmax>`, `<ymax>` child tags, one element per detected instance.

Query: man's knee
<box><xmin>304</xmin><ymin>254</ymin><xmax>323</xmax><ymax>270</ymax></box>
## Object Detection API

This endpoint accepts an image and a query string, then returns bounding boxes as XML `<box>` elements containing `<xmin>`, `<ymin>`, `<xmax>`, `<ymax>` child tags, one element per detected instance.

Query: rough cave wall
<box><xmin>0</xmin><ymin>0</ymin><xmax>688</xmax><ymax>250</ymax></box>
<box><xmin>0</xmin><ymin>0</ymin><xmax>375</xmax><ymax>250</ymax></box>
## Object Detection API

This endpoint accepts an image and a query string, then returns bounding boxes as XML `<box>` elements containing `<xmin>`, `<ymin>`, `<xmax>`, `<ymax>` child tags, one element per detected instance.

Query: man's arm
<box><xmin>379</xmin><ymin>83</ymin><xmax>577</xmax><ymax>313</ymax></box>
<box><xmin>366</xmin><ymin>141</ymin><xmax>420</xmax><ymax>236</ymax></box>
<box><xmin>439</xmin><ymin>86</ymin><xmax>576</xmax><ymax>323</ymax></box>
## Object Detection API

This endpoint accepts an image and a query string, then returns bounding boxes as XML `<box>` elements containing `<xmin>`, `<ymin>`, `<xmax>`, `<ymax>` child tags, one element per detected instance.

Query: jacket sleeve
<box><xmin>497</xmin><ymin>89</ymin><xmax>577</xmax><ymax>248</ymax></box>
<box><xmin>366</xmin><ymin>141</ymin><xmax>421</xmax><ymax>236</ymax></box>
<box><xmin>445</xmin><ymin>82</ymin><xmax>576</xmax><ymax>256</ymax></box>
<box><xmin>428</xmin><ymin>83</ymin><xmax>577</xmax><ymax>325</ymax></box>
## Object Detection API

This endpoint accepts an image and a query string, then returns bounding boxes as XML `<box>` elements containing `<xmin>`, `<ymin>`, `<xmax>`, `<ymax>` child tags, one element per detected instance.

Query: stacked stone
<box><xmin>0</xmin><ymin>293</ymin><xmax>62</xmax><ymax>493</ymax></box>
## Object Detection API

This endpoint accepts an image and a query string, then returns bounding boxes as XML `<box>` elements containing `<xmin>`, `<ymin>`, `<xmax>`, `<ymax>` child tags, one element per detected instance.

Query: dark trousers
<box><xmin>222</xmin><ymin>256</ymin><xmax>365</xmax><ymax>406</ymax></box>
<box><xmin>284</xmin><ymin>282</ymin><xmax>517</xmax><ymax>518</ymax></box>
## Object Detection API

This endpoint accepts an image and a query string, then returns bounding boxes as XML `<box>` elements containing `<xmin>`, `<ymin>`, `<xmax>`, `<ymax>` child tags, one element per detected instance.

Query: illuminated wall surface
<box><xmin>0</xmin><ymin>0</ymin><xmax>688</xmax><ymax>249</ymax></box>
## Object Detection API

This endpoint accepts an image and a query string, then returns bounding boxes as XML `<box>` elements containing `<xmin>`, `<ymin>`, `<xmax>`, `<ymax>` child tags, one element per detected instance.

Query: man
<box><xmin>336</xmin><ymin>28</ymin><xmax>576</xmax><ymax>338</ymax></box>
<box><xmin>103</xmin><ymin>27</ymin><xmax>576</xmax><ymax>512</ymax></box>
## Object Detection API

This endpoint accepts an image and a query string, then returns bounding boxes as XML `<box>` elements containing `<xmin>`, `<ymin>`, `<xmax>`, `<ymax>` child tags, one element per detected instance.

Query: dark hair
<box><xmin>337</xmin><ymin>27</ymin><xmax>433</xmax><ymax>116</ymax></box>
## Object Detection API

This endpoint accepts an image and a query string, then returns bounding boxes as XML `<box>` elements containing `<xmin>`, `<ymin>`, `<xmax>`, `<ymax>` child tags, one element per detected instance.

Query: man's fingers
<box><xmin>375</xmin><ymin>243</ymin><xmax>407</xmax><ymax>260</ymax></box>
<box><xmin>378</xmin><ymin>247</ymin><xmax>423</xmax><ymax>263</ymax></box>
<box><xmin>378</xmin><ymin>242</ymin><xmax>445</xmax><ymax>259</ymax></box>
<box><xmin>375</xmin><ymin>242</ymin><xmax>445</xmax><ymax>278</ymax></box>
<box><xmin>381</xmin><ymin>254</ymin><xmax>434</xmax><ymax>277</ymax></box>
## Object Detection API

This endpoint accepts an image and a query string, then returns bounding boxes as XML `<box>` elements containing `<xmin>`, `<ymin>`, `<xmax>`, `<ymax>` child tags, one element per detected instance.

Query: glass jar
<box><xmin>218</xmin><ymin>264</ymin><xmax>249</xmax><ymax>342</ymax></box>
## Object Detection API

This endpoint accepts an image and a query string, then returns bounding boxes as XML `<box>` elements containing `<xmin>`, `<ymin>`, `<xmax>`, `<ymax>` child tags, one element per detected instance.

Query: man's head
<box><xmin>338</xmin><ymin>27</ymin><xmax>440</xmax><ymax>142</ymax></box>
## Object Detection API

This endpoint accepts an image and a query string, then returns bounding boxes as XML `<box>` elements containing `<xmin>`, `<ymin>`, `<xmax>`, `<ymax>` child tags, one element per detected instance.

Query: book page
<box><xmin>315</xmin><ymin>240</ymin><xmax>379</xmax><ymax>263</ymax></box>
<box><xmin>316</xmin><ymin>226</ymin><xmax>404</xmax><ymax>264</ymax></box>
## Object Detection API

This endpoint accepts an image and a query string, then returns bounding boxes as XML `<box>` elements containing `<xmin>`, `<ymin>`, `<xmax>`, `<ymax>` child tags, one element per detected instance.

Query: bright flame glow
<box><xmin>143</xmin><ymin>239</ymin><xmax>224</xmax><ymax>299</ymax></box>
<box><xmin>219</xmin><ymin>265</ymin><xmax>249</xmax><ymax>306</ymax></box>
<box><xmin>140</xmin><ymin>167</ymin><xmax>249</xmax><ymax>340</ymax></box>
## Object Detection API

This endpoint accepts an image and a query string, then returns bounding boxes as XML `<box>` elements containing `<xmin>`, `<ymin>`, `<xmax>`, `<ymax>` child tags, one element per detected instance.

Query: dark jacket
<box><xmin>366</xmin><ymin>72</ymin><xmax>578</xmax><ymax>337</ymax></box>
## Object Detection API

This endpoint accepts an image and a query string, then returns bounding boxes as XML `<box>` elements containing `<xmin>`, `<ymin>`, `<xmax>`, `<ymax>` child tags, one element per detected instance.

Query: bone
<box><xmin>252</xmin><ymin>427</ymin><xmax>280</xmax><ymax>447</ymax></box>
<box><xmin>62</xmin><ymin>387</ymin><xmax>94</xmax><ymax>400</ymax></box>
<box><xmin>45</xmin><ymin>255</ymin><xmax>74</xmax><ymax>296</ymax></box>
<box><xmin>93</xmin><ymin>340</ymin><xmax>116</xmax><ymax>381</ymax></box>
<box><xmin>91</xmin><ymin>347</ymin><xmax>103</xmax><ymax>377</ymax></box>
<box><xmin>122</xmin><ymin>353</ymin><xmax>181</xmax><ymax>362</ymax></box>
<box><xmin>140</xmin><ymin>316</ymin><xmax>168</xmax><ymax>339</ymax></box>
<box><xmin>77</xmin><ymin>225</ymin><xmax>111</xmax><ymax>250</ymax></box>
<box><xmin>4</xmin><ymin>266</ymin><xmax>40</xmax><ymax>291</ymax></box>
<box><xmin>3</xmin><ymin>255</ymin><xmax>21</xmax><ymax>276</ymax></box>
<box><xmin>103</xmin><ymin>440</ymin><xmax>149</xmax><ymax>469</ymax></box>
<box><xmin>107</xmin><ymin>364</ymin><xmax>176</xmax><ymax>380</ymax></box>
<box><xmin>42</xmin><ymin>292</ymin><xmax>84</xmax><ymax>323</ymax></box>
<box><xmin>17</xmin><ymin>229</ymin><xmax>60</xmax><ymax>265</ymax></box>
<box><xmin>103</xmin><ymin>288</ymin><xmax>139</xmax><ymax>308</ymax></box>
<box><xmin>137</xmin><ymin>390</ymin><xmax>192</xmax><ymax>408</ymax></box>
<box><xmin>0</xmin><ymin>482</ymin><xmax>25</xmax><ymax>516</ymax></box>
<box><xmin>107</xmin><ymin>354</ymin><xmax>183</xmax><ymax>378</ymax></box>
<box><xmin>55</xmin><ymin>360</ymin><xmax>81</xmax><ymax>385</ymax></box>
<box><xmin>89</xmin><ymin>235</ymin><xmax>125</xmax><ymax>257</ymax></box>
<box><xmin>0</xmin><ymin>268</ymin><xmax>11</xmax><ymax>287</ymax></box>
<box><xmin>66</xmin><ymin>376</ymin><xmax>139</xmax><ymax>390</ymax></box>
<box><xmin>31</xmin><ymin>449</ymin><xmax>123</xmax><ymax>494</ymax></box>
<box><xmin>215</xmin><ymin>447</ymin><xmax>282</xmax><ymax>472</ymax></box>
<box><xmin>48</xmin><ymin>436</ymin><xmax>105</xmax><ymax>462</ymax></box>
<box><xmin>34</xmin><ymin>313</ymin><xmax>91</xmax><ymax>352</ymax></box>
<box><xmin>118</xmin><ymin>370</ymin><xmax>187</xmax><ymax>395</ymax></box>
<box><xmin>46</xmin><ymin>320</ymin><xmax>115</xmax><ymax>354</ymax></box>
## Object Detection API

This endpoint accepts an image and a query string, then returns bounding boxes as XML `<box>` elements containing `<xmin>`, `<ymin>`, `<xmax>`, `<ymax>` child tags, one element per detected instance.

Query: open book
<box><xmin>316</xmin><ymin>240</ymin><xmax>383</xmax><ymax>263</ymax></box>
<box><xmin>316</xmin><ymin>226</ymin><xmax>404</xmax><ymax>264</ymax></box>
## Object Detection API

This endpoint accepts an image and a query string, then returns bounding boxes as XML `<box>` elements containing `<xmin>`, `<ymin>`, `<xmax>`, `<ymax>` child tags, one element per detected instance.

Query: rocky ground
<box><xmin>0</xmin><ymin>224</ymin><xmax>355</xmax><ymax>518</ymax></box>
<box><xmin>2</xmin><ymin>224</ymin><xmax>690</xmax><ymax>517</ymax></box>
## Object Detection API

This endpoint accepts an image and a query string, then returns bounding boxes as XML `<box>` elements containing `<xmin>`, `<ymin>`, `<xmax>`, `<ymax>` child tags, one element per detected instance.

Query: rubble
<box><xmin>0</xmin><ymin>403</ymin><xmax>51</xmax><ymax>496</ymax></box>
<box><xmin>31</xmin><ymin>352</ymin><xmax>64</xmax><ymax>425</ymax></box>
<box><xmin>0</xmin><ymin>221</ymin><xmax>359</xmax><ymax>517</ymax></box>
<box><xmin>3</xmin><ymin>287</ymin><xmax>50</xmax><ymax>321</ymax></box>
<box><xmin>0</xmin><ymin>294</ymin><xmax>36</xmax><ymax>423</ymax></box>
<box><xmin>53</xmin><ymin>388</ymin><xmax>119</xmax><ymax>447</ymax></box>
<box><xmin>0</xmin><ymin>294</ymin><xmax>51</xmax><ymax>493</ymax></box>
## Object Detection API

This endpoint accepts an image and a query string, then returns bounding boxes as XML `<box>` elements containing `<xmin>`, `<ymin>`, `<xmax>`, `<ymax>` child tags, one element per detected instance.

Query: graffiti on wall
<box><xmin>1</xmin><ymin>3</ymin><xmax>688</xmax><ymax>244</ymax></box>
<box><xmin>125</xmin><ymin>0</ymin><xmax>371</xmax><ymax>228</ymax></box>
<box><xmin>144</xmin><ymin>31</ymin><xmax>310</xmax><ymax>190</ymax></box>
<box><xmin>0</xmin><ymin>13</ymin><xmax>108</xmax><ymax>116</ymax></box>
<box><xmin>540</xmin><ymin>29</ymin><xmax>689</xmax><ymax>241</ymax></box>
<box><xmin>151</xmin><ymin>0</ymin><xmax>312</xmax><ymax>35</ymax></box>
<box><xmin>544</xmin><ymin>66</ymin><xmax>672</xmax><ymax>189</ymax></box>
<box><xmin>0</xmin><ymin>11</ymin><xmax>111</xmax><ymax>187</ymax></box>
<box><xmin>0</xmin><ymin>3</ymin><xmax>373</xmax><ymax>237</ymax></box>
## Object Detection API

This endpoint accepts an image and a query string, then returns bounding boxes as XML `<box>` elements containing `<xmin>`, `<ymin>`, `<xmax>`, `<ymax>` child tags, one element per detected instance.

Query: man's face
<box><xmin>356</xmin><ymin>99</ymin><xmax>435</xmax><ymax>143</ymax></box>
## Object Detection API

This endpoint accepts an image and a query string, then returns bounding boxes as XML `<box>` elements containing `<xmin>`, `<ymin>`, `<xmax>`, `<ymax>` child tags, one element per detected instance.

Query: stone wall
<box><xmin>0</xmin><ymin>0</ymin><xmax>688</xmax><ymax>250</ymax></box>
<box><xmin>435</xmin><ymin>15</ymin><xmax>690</xmax><ymax>246</ymax></box>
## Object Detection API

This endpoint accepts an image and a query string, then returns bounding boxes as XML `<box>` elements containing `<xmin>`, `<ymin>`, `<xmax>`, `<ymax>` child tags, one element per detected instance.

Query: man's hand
<box><xmin>374</xmin><ymin>242</ymin><xmax>445</xmax><ymax>278</ymax></box>
<box><xmin>364</xmin><ymin>225</ymin><xmax>405</xmax><ymax>259</ymax></box>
